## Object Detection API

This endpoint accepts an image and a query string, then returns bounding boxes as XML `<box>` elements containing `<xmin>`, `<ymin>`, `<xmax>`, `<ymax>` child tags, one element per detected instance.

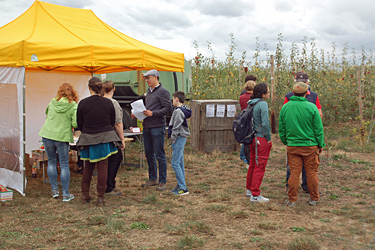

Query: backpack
<box><xmin>232</xmin><ymin>99</ymin><xmax>263</xmax><ymax>144</ymax></box>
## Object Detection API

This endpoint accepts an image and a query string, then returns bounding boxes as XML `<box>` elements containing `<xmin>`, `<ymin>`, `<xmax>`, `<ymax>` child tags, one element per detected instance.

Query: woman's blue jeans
<box><xmin>171</xmin><ymin>136</ymin><xmax>187</xmax><ymax>190</ymax></box>
<box><xmin>42</xmin><ymin>138</ymin><xmax>71</xmax><ymax>196</ymax></box>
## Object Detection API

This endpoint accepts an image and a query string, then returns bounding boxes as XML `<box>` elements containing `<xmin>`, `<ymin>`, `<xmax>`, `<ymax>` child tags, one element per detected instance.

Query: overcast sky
<box><xmin>1</xmin><ymin>0</ymin><xmax>375</xmax><ymax>63</ymax></box>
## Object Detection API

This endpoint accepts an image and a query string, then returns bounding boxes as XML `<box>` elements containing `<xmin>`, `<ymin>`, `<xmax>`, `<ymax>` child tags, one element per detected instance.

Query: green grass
<box><xmin>142</xmin><ymin>194</ymin><xmax>158</xmax><ymax>204</ymax></box>
<box><xmin>130</xmin><ymin>222</ymin><xmax>150</xmax><ymax>230</ymax></box>
<box><xmin>288</xmin><ymin>236</ymin><xmax>320</xmax><ymax>250</ymax></box>
<box><xmin>177</xmin><ymin>235</ymin><xmax>204</xmax><ymax>249</ymax></box>
<box><xmin>291</xmin><ymin>226</ymin><xmax>306</xmax><ymax>232</ymax></box>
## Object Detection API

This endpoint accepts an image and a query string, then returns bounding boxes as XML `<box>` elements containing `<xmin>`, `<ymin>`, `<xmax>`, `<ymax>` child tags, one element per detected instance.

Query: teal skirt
<box><xmin>80</xmin><ymin>142</ymin><xmax>118</xmax><ymax>163</ymax></box>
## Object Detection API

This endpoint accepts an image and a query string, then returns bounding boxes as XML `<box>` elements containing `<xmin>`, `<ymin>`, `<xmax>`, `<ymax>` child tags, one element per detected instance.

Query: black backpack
<box><xmin>232</xmin><ymin>99</ymin><xmax>263</xmax><ymax>144</ymax></box>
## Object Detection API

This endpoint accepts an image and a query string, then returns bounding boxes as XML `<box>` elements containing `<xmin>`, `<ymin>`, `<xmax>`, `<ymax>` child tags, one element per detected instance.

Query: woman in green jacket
<box><xmin>39</xmin><ymin>83</ymin><xmax>78</xmax><ymax>202</ymax></box>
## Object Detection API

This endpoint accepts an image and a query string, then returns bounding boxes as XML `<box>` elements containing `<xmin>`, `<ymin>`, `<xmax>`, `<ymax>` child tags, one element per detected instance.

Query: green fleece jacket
<box><xmin>39</xmin><ymin>97</ymin><xmax>78</xmax><ymax>143</ymax></box>
<box><xmin>279</xmin><ymin>96</ymin><xmax>326</xmax><ymax>148</ymax></box>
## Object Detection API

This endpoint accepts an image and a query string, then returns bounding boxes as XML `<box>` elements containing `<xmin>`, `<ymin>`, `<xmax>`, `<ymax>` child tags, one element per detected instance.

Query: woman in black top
<box><xmin>77</xmin><ymin>77</ymin><xmax>121</xmax><ymax>206</ymax></box>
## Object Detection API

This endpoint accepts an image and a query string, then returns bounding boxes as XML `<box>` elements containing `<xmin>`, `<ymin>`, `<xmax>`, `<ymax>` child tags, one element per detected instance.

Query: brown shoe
<box><xmin>97</xmin><ymin>197</ymin><xmax>106</xmax><ymax>207</ymax></box>
<box><xmin>156</xmin><ymin>183</ymin><xmax>166</xmax><ymax>191</ymax></box>
<box><xmin>141</xmin><ymin>180</ymin><xmax>158</xmax><ymax>187</ymax></box>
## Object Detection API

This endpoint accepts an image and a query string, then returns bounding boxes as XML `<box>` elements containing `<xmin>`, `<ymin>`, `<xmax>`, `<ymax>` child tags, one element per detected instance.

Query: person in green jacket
<box><xmin>39</xmin><ymin>83</ymin><xmax>78</xmax><ymax>202</ymax></box>
<box><xmin>279</xmin><ymin>82</ymin><xmax>326</xmax><ymax>207</ymax></box>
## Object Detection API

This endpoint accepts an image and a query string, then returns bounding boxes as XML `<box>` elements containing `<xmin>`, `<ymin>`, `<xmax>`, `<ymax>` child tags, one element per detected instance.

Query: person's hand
<box><xmin>143</xmin><ymin>110</ymin><xmax>153</xmax><ymax>117</ymax></box>
<box><xmin>318</xmin><ymin>147</ymin><xmax>323</xmax><ymax>154</ymax></box>
<box><xmin>121</xmin><ymin>139</ymin><xmax>126</xmax><ymax>150</ymax></box>
<box><xmin>131</xmin><ymin>113</ymin><xmax>136</xmax><ymax>119</ymax></box>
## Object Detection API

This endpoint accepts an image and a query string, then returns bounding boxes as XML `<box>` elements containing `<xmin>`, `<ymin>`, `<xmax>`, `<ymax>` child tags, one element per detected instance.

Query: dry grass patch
<box><xmin>1</xmin><ymin>132</ymin><xmax>375</xmax><ymax>249</ymax></box>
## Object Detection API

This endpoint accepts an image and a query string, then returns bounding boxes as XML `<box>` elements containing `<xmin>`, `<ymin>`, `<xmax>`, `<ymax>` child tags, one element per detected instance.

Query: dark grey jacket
<box><xmin>143</xmin><ymin>83</ymin><xmax>172</xmax><ymax>129</ymax></box>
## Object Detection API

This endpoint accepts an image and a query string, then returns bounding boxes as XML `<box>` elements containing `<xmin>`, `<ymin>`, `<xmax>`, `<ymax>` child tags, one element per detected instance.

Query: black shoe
<box><xmin>74</xmin><ymin>166</ymin><xmax>83</xmax><ymax>174</ymax></box>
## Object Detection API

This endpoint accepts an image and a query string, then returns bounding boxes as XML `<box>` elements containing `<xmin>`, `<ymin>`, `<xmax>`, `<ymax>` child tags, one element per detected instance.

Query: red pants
<box><xmin>246</xmin><ymin>137</ymin><xmax>272</xmax><ymax>196</ymax></box>
<box><xmin>287</xmin><ymin>146</ymin><xmax>320</xmax><ymax>202</ymax></box>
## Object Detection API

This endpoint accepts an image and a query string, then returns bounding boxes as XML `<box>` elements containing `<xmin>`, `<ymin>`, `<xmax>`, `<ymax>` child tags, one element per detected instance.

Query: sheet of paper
<box><xmin>227</xmin><ymin>104</ymin><xmax>236</xmax><ymax>117</ymax></box>
<box><xmin>206</xmin><ymin>104</ymin><xmax>215</xmax><ymax>117</ymax></box>
<box><xmin>131</xmin><ymin>100</ymin><xmax>147</xmax><ymax>121</ymax></box>
<box><xmin>216</xmin><ymin>104</ymin><xmax>225</xmax><ymax>117</ymax></box>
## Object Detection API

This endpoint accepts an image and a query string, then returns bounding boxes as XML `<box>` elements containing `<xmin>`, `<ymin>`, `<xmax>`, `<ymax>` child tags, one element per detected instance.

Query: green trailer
<box><xmin>94</xmin><ymin>59</ymin><xmax>191</xmax><ymax>128</ymax></box>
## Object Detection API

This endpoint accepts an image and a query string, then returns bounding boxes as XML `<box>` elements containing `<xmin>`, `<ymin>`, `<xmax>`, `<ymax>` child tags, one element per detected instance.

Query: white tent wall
<box><xmin>0</xmin><ymin>67</ymin><xmax>91</xmax><ymax>195</ymax></box>
<box><xmin>25</xmin><ymin>70</ymin><xmax>90</xmax><ymax>154</ymax></box>
<box><xmin>0</xmin><ymin>66</ymin><xmax>25</xmax><ymax>195</ymax></box>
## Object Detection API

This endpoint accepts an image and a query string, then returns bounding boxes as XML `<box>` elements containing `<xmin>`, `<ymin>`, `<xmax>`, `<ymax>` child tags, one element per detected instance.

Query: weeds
<box><xmin>177</xmin><ymin>235</ymin><xmax>204</xmax><ymax>249</ymax></box>
<box><xmin>288</xmin><ymin>236</ymin><xmax>320</xmax><ymax>250</ymax></box>
<box><xmin>130</xmin><ymin>222</ymin><xmax>149</xmax><ymax>230</ymax></box>
<box><xmin>291</xmin><ymin>227</ymin><xmax>306</xmax><ymax>232</ymax></box>
<box><xmin>250</xmin><ymin>237</ymin><xmax>262</xmax><ymax>242</ymax></box>
<box><xmin>142</xmin><ymin>194</ymin><xmax>158</xmax><ymax>204</ymax></box>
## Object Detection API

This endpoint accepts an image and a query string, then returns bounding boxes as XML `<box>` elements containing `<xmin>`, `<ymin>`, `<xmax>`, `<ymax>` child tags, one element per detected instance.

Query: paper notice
<box><xmin>131</xmin><ymin>99</ymin><xmax>147</xmax><ymax>121</ymax></box>
<box><xmin>227</xmin><ymin>104</ymin><xmax>236</xmax><ymax>117</ymax></box>
<box><xmin>216</xmin><ymin>104</ymin><xmax>225</xmax><ymax>117</ymax></box>
<box><xmin>206</xmin><ymin>104</ymin><xmax>215</xmax><ymax>117</ymax></box>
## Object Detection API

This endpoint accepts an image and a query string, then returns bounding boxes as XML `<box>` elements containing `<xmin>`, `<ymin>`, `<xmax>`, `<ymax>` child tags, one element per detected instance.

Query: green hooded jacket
<box><xmin>279</xmin><ymin>96</ymin><xmax>326</xmax><ymax>148</ymax></box>
<box><xmin>39</xmin><ymin>97</ymin><xmax>78</xmax><ymax>143</ymax></box>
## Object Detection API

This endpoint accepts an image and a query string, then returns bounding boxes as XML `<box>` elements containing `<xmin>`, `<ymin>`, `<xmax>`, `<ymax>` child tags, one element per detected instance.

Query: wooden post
<box><xmin>357</xmin><ymin>67</ymin><xmax>363</xmax><ymax>119</ymax></box>
<box><xmin>361</xmin><ymin>64</ymin><xmax>365</xmax><ymax>96</ymax></box>
<box><xmin>357</xmin><ymin>66</ymin><xmax>364</xmax><ymax>146</ymax></box>
<box><xmin>270</xmin><ymin>55</ymin><xmax>276</xmax><ymax>134</ymax></box>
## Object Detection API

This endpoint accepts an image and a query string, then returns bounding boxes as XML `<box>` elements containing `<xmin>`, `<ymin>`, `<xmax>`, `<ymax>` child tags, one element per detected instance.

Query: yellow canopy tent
<box><xmin>0</xmin><ymin>1</ymin><xmax>185</xmax><ymax>73</ymax></box>
<box><xmin>0</xmin><ymin>1</ymin><xmax>184</xmax><ymax>195</ymax></box>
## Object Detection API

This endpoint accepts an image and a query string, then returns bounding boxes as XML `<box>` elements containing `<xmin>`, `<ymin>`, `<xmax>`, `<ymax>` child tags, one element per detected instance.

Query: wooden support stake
<box><xmin>270</xmin><ymin>55</ymin><xmax>276</xmax><ymax>134</ymax></box>
<box><xmin>357</xmin><ymin>67</ymin><xmax>364</xmax><ymax>119</ymax></box>
<box><xmin>357</xmin><ymin>66</ymin><xmax>364</xmax><ymax>146</ymax></box>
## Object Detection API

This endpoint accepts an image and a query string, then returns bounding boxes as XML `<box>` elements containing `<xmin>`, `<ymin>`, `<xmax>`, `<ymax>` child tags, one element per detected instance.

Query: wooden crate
<box><xmin>191</xmin><ymin>99</ymin><xmax>240</xmax><ymax>153</ymax></box>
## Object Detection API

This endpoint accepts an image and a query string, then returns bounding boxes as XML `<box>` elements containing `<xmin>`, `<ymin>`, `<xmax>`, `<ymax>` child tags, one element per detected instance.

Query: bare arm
<box><xmin>319</xmin><ymin>109</ymin><xmax>323</xmax><ymax>119</ymax></box>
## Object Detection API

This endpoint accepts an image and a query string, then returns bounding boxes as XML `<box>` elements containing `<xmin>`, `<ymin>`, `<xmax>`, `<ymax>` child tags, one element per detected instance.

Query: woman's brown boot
<box><xmin>97</xmin><ymin>193</ymin><xmax>106</xmax><ymax>207</ymax></box>
<box><xmin>81</xmin><ymin>183</ymin><xmax>92</xmax><ymax>203</ymax></box>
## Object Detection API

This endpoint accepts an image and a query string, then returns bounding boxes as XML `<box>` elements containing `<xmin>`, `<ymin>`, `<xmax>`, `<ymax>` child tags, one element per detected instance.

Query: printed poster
<box><xmin>227</xmin><ymin>104</ymin><xmax>236</xmax><ymax>117</ymax></box>
<box><xmin>216</xmin><ymin>104</ymin><xmax>225</xmax><ymax>117</ymax></box>
<box><xmin>206</xmin><ymin>104</ymin><xmax>215</xmax><ymax>117</ymax></box>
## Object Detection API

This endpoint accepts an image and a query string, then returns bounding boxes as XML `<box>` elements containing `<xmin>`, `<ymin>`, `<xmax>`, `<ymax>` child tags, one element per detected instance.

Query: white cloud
<box><xmin>0</xmin><ymin>0</ymin><xmax>375</xmax><ymax>62</ymax></box>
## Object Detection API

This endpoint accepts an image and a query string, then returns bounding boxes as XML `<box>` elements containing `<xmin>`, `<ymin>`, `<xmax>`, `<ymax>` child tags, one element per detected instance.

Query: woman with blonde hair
<box><xmin>39</xmin><ymin>83</ymin><xmax>79</xmax><ymax>202</ymax></box>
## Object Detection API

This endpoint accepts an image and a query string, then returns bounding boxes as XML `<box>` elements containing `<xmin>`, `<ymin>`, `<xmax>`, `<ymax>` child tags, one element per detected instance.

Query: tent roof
<box><xmin>0</xmin><ymin>1</ymin><xmax>184</xmax><ymax>73</ymax></box>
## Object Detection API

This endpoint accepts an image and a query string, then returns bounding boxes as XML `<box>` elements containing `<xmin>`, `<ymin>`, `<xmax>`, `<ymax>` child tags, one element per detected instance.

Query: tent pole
<box><xmin>182</xmin><ymin>72</ymin><xmax>185</xmax><ymax>93</ymax></box>
<box><xmin>22</xmin><ymin>69</ymin><xmax>26</xmax><ymax>194</ymax></box>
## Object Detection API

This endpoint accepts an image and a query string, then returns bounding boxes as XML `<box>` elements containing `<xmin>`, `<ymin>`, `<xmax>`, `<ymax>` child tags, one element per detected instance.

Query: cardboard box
<box><xmin>31</xmin><ymin>149</ymin><xmax>48</xmax><ymax>160</ymax></box>
<box><xmin>0</xmin><ymin>186</ymin><xmax>13</xmax><ymax>202</ymax></box>
<box><xmin>69</xmin><ymin>150</ymin><xmax>78</xmax><ymax>162</ymax></box>
<box><xmin>37</xmin><ymin>160</ymin><xmax>47</xmax><ymax>170</ymax></box>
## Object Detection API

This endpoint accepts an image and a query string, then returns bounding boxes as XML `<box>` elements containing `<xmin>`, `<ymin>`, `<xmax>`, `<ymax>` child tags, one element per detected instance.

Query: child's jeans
<box><xmin>171</xmin><ymin>136</ymin><xmax>187</xmax><ymax>190</ymax></box>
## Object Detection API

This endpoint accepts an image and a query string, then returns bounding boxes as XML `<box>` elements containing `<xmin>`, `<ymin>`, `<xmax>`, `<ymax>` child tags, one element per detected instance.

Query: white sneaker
<box><xmin>250</xmin><ymin>195</ymin><xmax>270</xmax><ymax>203</ymax></box>
<box><xmin>246</xmin><ymin>190</ymin><xmax>252</xmax><ymax>197</ymax></box>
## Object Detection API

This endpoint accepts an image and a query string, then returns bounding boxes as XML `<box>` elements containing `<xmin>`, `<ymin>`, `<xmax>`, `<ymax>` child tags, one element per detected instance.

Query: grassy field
<box><xmin>1</xmin><ymin>122</ymin><xmax>375</xmax><ymax>249</ymax></box>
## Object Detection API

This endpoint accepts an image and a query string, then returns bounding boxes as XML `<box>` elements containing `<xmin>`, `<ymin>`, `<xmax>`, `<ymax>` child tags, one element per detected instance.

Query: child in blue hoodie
<box><xmin>168</xmin><ymin>91</ymin><xmax>191</xmax><ymax>195</ymax></box>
